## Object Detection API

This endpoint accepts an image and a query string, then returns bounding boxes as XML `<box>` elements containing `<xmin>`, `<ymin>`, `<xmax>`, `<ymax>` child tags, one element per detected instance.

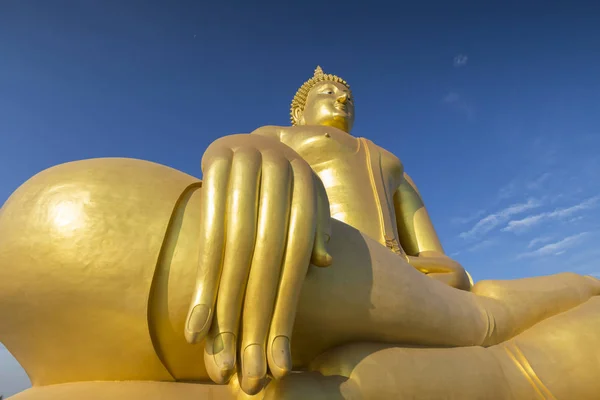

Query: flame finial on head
<box><xmin>290</xmin><ymin>65</ymin><xmax>351</xmax><ymax>125</ymax></box>
<box><xmin>314</xmin><ymin>65</ymin><xmax>324</xmax><ymax>77</ymax></box>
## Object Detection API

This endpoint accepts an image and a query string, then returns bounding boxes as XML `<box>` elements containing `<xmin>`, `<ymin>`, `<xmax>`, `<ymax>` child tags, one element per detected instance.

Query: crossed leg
<box><xmin>258</xmin><ymin>296</ymin><xmax>600</xmax><ymax>399</ymax></box>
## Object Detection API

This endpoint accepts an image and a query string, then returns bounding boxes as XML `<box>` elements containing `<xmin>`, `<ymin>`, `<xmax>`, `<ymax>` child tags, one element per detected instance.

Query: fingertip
<box><xmin>311</xmin><ymin>235</ymin><xmax>333</xmax><ymax>267</ymax></box>
<box><xmin>205</xmin><ymin>358</ymin><xmax>235</xmax><ymax>385</ymax></box>
<box><xmin>268</xmin><ymin>336</ymin><xmax>292</xmax><ymax>380</ymax></box>
<box><xmin>311</xmin><ymin>250</ymin><xmax>333</xmax><ymax>268</ymax></box>
<box><xmin>184</xmin><ymin>329</ymin><xmax>198</xmax><ymax>344</ymax></box>
<box><xmin>214</xmin><ymin>333</ymin><xmax>237</xmax><ymax>370</ymax></box>
<box><xmin>210</xmin><ymin>368</ymin><xmax>234</xmax><ymax>385</ymax></box>
<box><xmin>240</xmin><ymin>344</ymin><xmax>268</xmax><ymax>395</ymax></box>
<box><xmin>322</xmin><ymin>252</ymin><xmax>333</xmax><ymax>267</ymax></box>
<box><xmin>204</xmin><ymin>333</ymin><xmax>237</xmax><ymax>384</ymax></box>
<box><xmin>185</xmin><ymin>304</ymin><xmax>211</xmax><ymax>343</ymax></box>
<box><xmin>241</xmin><ymin>376</ymin><xmax>269</xmax><ymax>396</ymax></box>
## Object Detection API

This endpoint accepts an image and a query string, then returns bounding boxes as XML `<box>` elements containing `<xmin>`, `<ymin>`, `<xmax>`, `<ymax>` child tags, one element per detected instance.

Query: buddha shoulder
<box><xmin>375</xmin><ymin>141</ymin><xmax>404</xmax><ymax>185</ymax></box>
<box><xmin>251</xmin><ymin>125</ymin><xmax>359</xmax><ymax>164</ymax></box>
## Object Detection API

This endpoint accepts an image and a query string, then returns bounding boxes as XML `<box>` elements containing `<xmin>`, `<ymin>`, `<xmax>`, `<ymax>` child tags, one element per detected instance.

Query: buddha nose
<box><xmin>336</xmin><ymin>93</ymin><xmax>348</xmax><ymax>104</ymax></box>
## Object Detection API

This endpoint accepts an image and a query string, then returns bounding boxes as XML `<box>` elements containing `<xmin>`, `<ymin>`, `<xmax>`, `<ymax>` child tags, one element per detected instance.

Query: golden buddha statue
<box><xmin>1</xmin><ymin>66</ymin><xmax>600</xmax><ymax>400</ymax></box>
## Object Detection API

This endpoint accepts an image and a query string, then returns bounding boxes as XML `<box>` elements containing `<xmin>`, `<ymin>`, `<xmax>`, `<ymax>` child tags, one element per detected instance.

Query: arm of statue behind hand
<box><xmin>394</xmin><ymin>173</ymin><xmax>472</xmax><ymax>290</ymax></box>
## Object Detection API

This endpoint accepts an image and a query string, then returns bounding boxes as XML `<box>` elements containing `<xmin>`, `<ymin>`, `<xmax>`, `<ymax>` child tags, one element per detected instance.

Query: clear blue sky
<box><xmin>1</xmin><ymin>1</ymin><xmax>600</xmax><ymax>396</ymax></box>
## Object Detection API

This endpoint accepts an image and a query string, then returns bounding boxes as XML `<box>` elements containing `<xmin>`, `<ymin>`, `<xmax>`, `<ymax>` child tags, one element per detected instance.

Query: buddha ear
<box><xmin>292</xmin><ymin>107</ymin><xmax>304</xmax><ymax>125</ymax></box>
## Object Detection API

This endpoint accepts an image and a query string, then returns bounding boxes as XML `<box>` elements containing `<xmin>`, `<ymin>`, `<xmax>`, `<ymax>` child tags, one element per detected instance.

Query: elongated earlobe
<box><xmin>292</xmin><ymin>107</ymin><xmax>304</xmax><ymax>126</ymax></box>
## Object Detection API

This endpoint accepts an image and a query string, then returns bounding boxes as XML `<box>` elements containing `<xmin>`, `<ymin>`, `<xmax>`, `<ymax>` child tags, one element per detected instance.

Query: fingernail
<box><xmin>242</xmin><ymin>344</ymin><xmax>266</xmax><ymax>395</ymax></box>
<box><xmin>213</xmin><ymin>332</ymin><xmax>236</xmax><ymax>372</ymax></box>
<box><xmin>271</xmin><ymin>336</ymin><xmax>291</xmax><ymax>372</ymax></box>
<box><xmin>185</xmin><ymin>304</ymin><xmax>210</xmax><ymax>342</ymax></box>
<box><xmin>243</xmin><ymin>344</ymin><xmax>266</xmax><ymax>378</ymax></box>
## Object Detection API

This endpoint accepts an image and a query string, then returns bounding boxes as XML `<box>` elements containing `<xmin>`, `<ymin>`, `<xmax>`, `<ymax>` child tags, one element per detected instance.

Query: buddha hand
<box><xmin>184</xmin><ymin>134</ymin><xmax>333</xmax><ymax>395</ymax></box>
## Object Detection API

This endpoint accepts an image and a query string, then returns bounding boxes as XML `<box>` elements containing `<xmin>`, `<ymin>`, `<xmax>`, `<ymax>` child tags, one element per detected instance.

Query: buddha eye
<box><xmin>323</xmin><ymin>90</ymin><xmax>334</xmax><ymax>95</ymax></box>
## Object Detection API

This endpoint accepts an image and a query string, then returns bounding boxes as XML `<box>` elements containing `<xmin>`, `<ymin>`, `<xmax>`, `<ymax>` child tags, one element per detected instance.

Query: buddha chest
<box><xmin>280</xmin><ymin>126</ymin><xmax>405</xmax><ymax>254</ymax></box>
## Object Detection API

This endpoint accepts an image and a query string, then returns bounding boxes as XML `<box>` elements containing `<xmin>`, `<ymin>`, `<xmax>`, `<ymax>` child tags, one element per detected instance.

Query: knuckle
<box><xmin>262</xmin><ymin>150</ymin><xmax>290</xmax><ymax>171</ymax></box>
<box><xmin>203</xmin><ymin>147</ymin><xmax>233</xmax><ymax>168</ymax></box>
<box><xmin>233</xmin><ymin>146</ymin><xmax>262</xmax><ymax>164</ymax></box>
<box><xmin>290</xmin><ymin>159</ymin><xmax>313</xmax><ymax>181</ymax></box>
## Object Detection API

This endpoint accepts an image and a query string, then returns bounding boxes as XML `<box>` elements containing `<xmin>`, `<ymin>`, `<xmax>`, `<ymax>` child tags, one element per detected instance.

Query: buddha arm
<box><xmin>394</xmin><ymin>173</ymin><xmax>472</xmax><ymax>289</ymax></box>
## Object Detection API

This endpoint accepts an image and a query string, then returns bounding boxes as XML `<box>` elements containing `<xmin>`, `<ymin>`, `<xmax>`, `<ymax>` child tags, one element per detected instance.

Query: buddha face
<box><xmin>296</xmin><ymin>81</ymin><xmax>354</xmax><ymax>133</ymax></box>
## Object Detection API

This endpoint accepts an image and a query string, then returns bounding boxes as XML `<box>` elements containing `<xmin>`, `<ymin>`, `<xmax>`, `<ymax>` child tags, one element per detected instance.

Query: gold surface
<box><xmin>2</xmin><ymin>66</ymin><xmax>600</xmax><ymax>399</ymax></box>
<box><xmin>9</xmin><ymin>381</ymin><xmax>235</xmax><ymax>400</ymax></box>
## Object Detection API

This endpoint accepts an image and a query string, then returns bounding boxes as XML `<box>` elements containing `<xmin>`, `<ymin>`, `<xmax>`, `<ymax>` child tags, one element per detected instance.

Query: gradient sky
<box><xmin>1</xmin><ymin>1</ymin><xmax>600</xmax><ymax>396</ymax></box>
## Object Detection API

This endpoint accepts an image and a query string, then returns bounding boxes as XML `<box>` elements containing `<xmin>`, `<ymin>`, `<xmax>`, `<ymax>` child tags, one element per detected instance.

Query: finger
<box><xmin>185</xmin><ymin>147</ymin><xmax>233</xmax><ymax>344</ymax></box>
<box><xmin>267</xmin><ymin>159</ymin><xmax>317</xmax><ymax>380</ymax></box>
<box><xmin>204</xmin><ymin>147</ymin><xmax>262</xmax><ymax>383</ymax></box>
<box><xmin>239</xmin><ymin>151</ymin><xmax>292</xmax><ymax>394</ymax></box>
<box><xmin>310</xmin><ymin>173</ymin><xmax>332</xmax><ymax>268</ymax></box>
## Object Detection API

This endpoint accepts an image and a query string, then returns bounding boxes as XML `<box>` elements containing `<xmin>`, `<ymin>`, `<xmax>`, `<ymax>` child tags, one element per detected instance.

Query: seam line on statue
<box><xmin>362</xmin><ymin>138</ymin><xmax>387</xmax><ymax>246</ymax></box>
<box><xmin>504</xmin><ymin>344</ymin><xmax>556</xmax><ymax>400</ymax></box>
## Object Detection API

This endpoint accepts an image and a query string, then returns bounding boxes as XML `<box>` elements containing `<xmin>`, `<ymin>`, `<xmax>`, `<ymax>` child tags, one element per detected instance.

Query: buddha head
<box><xmin>290</xmin><ymin>66</ymin><xmax>354</xmax><ymax>133</ymax></box>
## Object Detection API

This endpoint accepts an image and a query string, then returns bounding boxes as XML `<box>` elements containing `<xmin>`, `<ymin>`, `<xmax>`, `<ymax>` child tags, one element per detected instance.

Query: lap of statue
<box><xmin>0</xmin><ymin>157</ymin><xmax>472</xmax><ymax>385</ymax></box>
<box><xmin>0</xmin><ymin>157</ymin><xmax>447</xmax><ymax>396</ymax></box>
